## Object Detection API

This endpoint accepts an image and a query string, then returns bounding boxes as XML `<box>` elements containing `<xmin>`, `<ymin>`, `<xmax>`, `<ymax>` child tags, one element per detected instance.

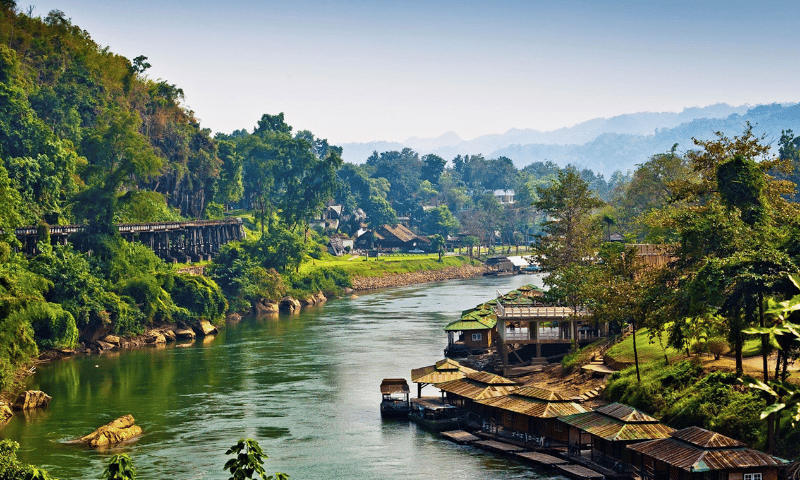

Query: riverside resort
<box><xmin>2</xmin><ymin>2</ymin><xmax>800</xmax><ymax>480</ymax></box>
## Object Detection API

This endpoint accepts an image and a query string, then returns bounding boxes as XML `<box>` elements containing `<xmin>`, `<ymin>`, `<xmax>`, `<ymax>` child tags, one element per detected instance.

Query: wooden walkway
<box><xmin>556</xmin><ymin>463</ymin><xmax>606</xmax><ymax>480</ymax></box>
<box><xmin>515</xmin><ymin>451</ymin><xmax>569</xmax><ymax>467</ymax></box>
<box><xmin>440</xmin><ymin>430</ymin><xmax>480</xmax><ymax>444</ymax></box>
<box><xmin>473</xmin><ymin>439</ymin><xmax>527</xmax><ymax>454</ymax></box>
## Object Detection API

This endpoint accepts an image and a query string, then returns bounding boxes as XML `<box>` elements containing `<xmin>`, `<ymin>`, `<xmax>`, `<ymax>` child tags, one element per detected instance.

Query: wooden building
<box><xmin>354</xmin><ymin>224</ymin><xmax>429</xmax><ymax>252</ymax></box>
<box><xmin>627</xmin><ymin>426</ymin><xmax>788</xmax><ymax>480</ymax></box>
<box><xmin>475</xmin><ymin>386</ymin><xmax>587</xmax><ymax>445</ymax></box>
<box><xmin>557</xmin><ymin>402</ymin><xmax>675</xmax><ymax>470</ymax></box>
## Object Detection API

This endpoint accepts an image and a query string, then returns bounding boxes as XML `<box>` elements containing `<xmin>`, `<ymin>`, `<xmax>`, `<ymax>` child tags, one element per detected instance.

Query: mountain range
<box><xmin>340</xmin><ymin>103</ymin><xmax>800</xmax><ymax>176</ymax></box>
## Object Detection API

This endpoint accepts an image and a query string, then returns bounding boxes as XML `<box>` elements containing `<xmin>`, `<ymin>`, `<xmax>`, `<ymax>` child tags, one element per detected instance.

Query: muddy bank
<box><xmin>350</xmin><ymin>264</ymin><xmax>488</xmax><ymax>291</ymax></box>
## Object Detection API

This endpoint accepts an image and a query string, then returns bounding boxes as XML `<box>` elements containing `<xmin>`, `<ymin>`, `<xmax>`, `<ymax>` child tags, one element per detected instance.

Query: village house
<box><xmin>474</xmin><ymin>386</ymin><xmax>587</xmax><ymax>445</ymax></box>
<box><xmin>354</xmin><ymin>224</ymin><xmax>429</xmax><ymax>252</ymax></box>
<box><xmin>626</xmin><ymin>426</ymin><xmax>788</xmax><ymax>480</ymax></box>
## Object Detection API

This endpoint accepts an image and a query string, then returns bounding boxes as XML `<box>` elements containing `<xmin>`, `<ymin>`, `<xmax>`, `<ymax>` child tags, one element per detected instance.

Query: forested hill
<box><xmin>0</xmin><ymin>6</ymin><xmax>221</xmax><ymax>225</ymax></box>
<box><xmin>342</xmin><ymin>103</ymin><xmax>800</xmax><ymax>175</ymax></box>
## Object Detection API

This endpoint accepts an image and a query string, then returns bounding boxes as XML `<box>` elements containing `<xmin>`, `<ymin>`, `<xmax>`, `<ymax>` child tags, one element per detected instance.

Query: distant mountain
<box><xmin>492</xmin><ymin>103</ymin><xmax>800</xmax><ymax>175</ymax></box>
<box><xmin>340</xmin><ymin>103</ymin><xmax>751</xmax><ymax>165</ymax></box>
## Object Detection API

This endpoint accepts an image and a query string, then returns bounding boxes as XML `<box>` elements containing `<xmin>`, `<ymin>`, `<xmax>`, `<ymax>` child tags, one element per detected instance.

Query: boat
<box><xmin>380</xmin><ymin>378</ymin><xmax>410</xmax><ymax>418</ymax></box>
<box><xmin>408</xmin><ymin>397</ymin><xmax>466</xmax><ymax>431</ymax></box>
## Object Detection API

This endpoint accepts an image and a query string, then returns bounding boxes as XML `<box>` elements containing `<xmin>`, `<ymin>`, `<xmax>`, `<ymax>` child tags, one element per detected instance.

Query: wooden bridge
<box><xmin>14</xmin><ymin>218</ymin><xmax>245</xmax><ymax>262</ymax></box>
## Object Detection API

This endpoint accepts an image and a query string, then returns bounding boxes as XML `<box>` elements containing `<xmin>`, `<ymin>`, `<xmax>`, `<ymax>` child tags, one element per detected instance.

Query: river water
<box><xmin>2</xmin><ymin>274</ymin><xmax>565</xmax><ymax>480</ymax></box>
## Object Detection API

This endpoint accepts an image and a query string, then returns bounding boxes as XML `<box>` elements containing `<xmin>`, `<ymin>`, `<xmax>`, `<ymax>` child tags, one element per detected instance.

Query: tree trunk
<box><xmin>632</xmin><ymin>321</ymin><xmax>640</xmax><ymax>382</ymax></box>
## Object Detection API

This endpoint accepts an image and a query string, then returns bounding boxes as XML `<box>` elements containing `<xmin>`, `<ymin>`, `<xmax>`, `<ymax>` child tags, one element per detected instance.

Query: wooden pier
<box><xmin>515</xmin><ymin>451</ymin><xmax>569</xmax><ymax>467</ymax></box>
<box><xmin>555</xmin><ymin>463</ymin><xmax>606</xmax><ymax>480</ymax></box>
<box><xmin>473</xmin><ymin>439</ymin><xmax>527</xmax><ymax>454</ymax></box>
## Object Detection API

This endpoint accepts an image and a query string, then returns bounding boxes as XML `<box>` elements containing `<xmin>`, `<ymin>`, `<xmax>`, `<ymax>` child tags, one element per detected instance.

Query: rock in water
<box><xmin>194</xmin><ymin>319</ymin><xmax>218</xmax><ymax>336</ymax></box>
<box><xmin>175</xmin><ymin>328</ymin><xmax>196</xmax><ymax>341</ymax></box>
<box><xmin>0</xmin><ymin>402</ymin><xmax>12</xmax><ymax>422</ymax></box>
<box><xmin>76</xmin><ymin>414</ymin><xmax>142</xmax><ymax>447</ymax></box>
<box><xmin>279</xmin><ymin>297</ymin><xmax>301</xmax><ymax>313</ymax></box>
<box><xmin>12</xmin><ymin>390</ymin><xmax>52</xmax><ymax>411</ymax></box>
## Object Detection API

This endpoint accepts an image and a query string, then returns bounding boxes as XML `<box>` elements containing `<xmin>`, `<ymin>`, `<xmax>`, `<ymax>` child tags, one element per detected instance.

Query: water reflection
<box><xmin>3</xmin><ymin>274</ymin><xmax>566</xmax><ymax>479</ymax></box>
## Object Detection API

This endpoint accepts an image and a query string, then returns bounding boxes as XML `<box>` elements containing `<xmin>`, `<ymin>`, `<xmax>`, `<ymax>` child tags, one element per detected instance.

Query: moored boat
<box><xmin>380</xmin><ymin>378</ymin><xmax>410</xmax><ymax>418</ymax></box>
<box><xmin>409</xmin><ymin>397</ymin><xmax>466</xmax><ymax>431</ymax></box>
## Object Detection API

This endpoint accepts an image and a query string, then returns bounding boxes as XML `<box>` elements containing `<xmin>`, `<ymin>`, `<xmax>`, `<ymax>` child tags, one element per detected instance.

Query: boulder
<box><xmin>162</xmin><ymin>329</ymin><xmax>176</xmax><ymax>343</ymax></box>
<box><xmin>101</xmin><ymin>335</ymin><xmax>121</xmax><ymax>346</ymax></box>
<box><xmin>194</xmin><ymin>320</ymin><xmax>218</xmax><ymax>336</ymax></box>
<box><xmin>279</xmin><ymin>297</ymin><xmax>301</xmax><ymax>313</ymax></box>
<box><xmin>12</xmin><ymin>390</ymin><xmax>52</xmax><ymax>411</ymax></box>
<box><xmin>76</xmin><ymin>414</ymin><xmax>142</xmax><ymax>447</ymax></box>
<box><xmin>314</xmin><ymin>291</ymin><xmax>327</xmax><ymax>304</ymax></box>
<box><xmin>175</xmin><ymin>328</ymin><xmax>196</xmax><ymax>341</ymax></box>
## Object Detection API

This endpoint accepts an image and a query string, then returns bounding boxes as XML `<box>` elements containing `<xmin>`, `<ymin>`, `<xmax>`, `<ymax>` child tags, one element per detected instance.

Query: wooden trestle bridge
<box><xmin>14</xmin><ymin>218</ymin><xmax>245</xmax><ymax>262</ymax></box>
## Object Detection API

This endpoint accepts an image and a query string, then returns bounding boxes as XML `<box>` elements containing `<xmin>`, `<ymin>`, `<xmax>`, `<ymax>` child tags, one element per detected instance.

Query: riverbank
<box><xmin>350</xmin><ymin>264</ymin><xmax>488</xmax><ymax>290</ymax></box>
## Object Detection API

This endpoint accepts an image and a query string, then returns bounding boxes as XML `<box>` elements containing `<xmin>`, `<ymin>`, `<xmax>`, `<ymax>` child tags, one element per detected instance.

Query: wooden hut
<box><xmin>627</xmin><ymin>426</ymin><xmax>788</xmax><ymax>480</ymax></box>
<box><xmin>444</xmin><ymin>304</ymin><xmax>497</xmax><ymax>357</ymax></box>
<box><xmin>475</xmin><ymin>386</ymin><xmax>587</xmax><ymax>444</ymax></box>
<box><xmin>437</xmin><ymin>371</ymin><xmax>518</xmax><ymax>414</ymax></box>
<box><xmin>557</xmin><ymin>402</ymin><xmax>675</xmax><ymax>470</ymax></box>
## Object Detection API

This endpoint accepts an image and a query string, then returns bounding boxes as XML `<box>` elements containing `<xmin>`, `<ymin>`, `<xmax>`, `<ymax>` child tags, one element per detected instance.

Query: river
<box><xmin>2</xmin><ymin>274</ymin><xmax>566</xmax><ymax>480</ymax></box>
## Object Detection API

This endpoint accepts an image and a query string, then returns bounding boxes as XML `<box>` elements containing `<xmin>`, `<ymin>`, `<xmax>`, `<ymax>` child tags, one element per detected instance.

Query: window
<box><xmin>472</xmin><ymin>333</ymin><xmax>482</xmax><ymax>341</ymax></box>
<box><xmin>744</xmin><ymin>474</ymin><xmax>762</xmax><ymax>480</ymax></box>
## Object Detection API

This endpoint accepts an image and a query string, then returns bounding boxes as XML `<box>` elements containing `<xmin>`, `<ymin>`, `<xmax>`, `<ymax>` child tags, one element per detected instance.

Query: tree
<box><xmin>424</xmin><ymin>205</ymin><xmax>459</xmax><ymax>238</ymax></box>
<box><xmin>430</xmin><ymin>234</ymin><xmax>446</xmax><ymax>261</ymax></box>
<box><xmin>534</xmin><ymin>168</ymin><xmax>604</xmax><ymax>273</ymax></box>
<box><xmin>421</xmin><ymin>154</ymin><xmax>446</xmax><ymax>185</ymax></box>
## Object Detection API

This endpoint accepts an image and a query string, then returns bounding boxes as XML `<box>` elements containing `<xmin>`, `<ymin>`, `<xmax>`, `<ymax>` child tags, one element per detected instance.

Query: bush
<box><xmin>0</xmin><ymin>440</ymin><xmax>29</xmax><ymax>480</ymax></box>
<box><xmin>24</xmin><ymin>302</ymin><xmax>78</xmax><ymax>349</ymax></box>
<box><xmin>286</xmin><ymin>267</ymin><xmax>351</xmax><ymax>298</ymax></box>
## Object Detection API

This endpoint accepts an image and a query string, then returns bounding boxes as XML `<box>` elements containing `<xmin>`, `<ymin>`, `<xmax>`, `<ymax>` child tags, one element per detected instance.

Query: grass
<box><xmin>299</xmin><ymin>253</ymin><xmax>476</xmax><ymax>277</ymax></box>
<box><xmin>605</xmin><ymin>328</ymin><xmax>683</xmax><ymax>365</ymax></box>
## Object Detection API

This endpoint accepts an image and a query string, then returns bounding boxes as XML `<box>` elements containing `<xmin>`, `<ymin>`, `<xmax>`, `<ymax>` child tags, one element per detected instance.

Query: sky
<box><xmin>22</xmin><ymin>0</ymin><xmax>800</xmax><ymax>144</ymax></box>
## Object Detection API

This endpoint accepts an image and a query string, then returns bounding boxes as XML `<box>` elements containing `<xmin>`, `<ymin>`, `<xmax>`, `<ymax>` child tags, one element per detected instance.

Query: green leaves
<box><xmin>102</xmin><ymin>454</ymin><xmax>136</xmax><ymax>480</ymax></box>
<box><xmin>223</xmin><ymin>438</ymin><xmax>285</xmax><ymax>480</ymax></box>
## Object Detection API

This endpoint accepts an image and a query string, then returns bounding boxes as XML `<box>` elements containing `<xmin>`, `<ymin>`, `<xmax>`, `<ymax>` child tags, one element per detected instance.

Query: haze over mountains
<box><xmin>341</xmin><ymin>103</ymin><xmax>800</xmax><ymax>176</ymax></box>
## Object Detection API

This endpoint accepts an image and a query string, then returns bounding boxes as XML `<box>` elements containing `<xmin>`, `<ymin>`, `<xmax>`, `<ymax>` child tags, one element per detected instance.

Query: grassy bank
<box><xmin>299</xmin><ymin>254</ymin><xmax>477</xmax><ymax>278</ymax></box>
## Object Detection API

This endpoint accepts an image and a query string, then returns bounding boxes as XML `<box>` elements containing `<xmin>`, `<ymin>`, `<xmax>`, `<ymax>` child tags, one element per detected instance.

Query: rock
<box><xmin>314</xmin><ymin>291</ymin><xmax>327</xmax><ymax>304</ymax></box>
<box><xmin>194</xmin><ymin>320</ymin><xmax>218</xmax><ymax>336</ymax></box>
<box><xmin>254</xmin><ymin>300</ymin><xmax>279</xmax><ymax>315</ymax></box>
<box><xmin>144</xmin><ymin>331</ymin><xmax>166</xmax><ymax>344</ymax></box>
<box><xmin>350</xmin><ymin>294</ymin><xmax>358</xmax><ymax>299</ymax></box>
<box><xmin>226</xmin><ymin>312</ymin><xmax>242</xmax><ymax>323</ymax></box>
<box><xmin>0</xmin><ymin>402</ymin><xmax>12</xmax><ymax>421</ymax></box>
<box><xmin>75</xmin><ymin>414</ymin><xmax>142</xmax><ymax>447</ymax></box>
<box><xmin>96</xmin><ymin>340</ymin><xmax>116</xmax><ymax>352</ymax></box>
<box><xmin>175</xmin><ymin>329</ymin><xmax>196</xmax><ymax>341</ymax></box>
<box><xmin>162</xmin><ymin>329</ymin><xmax>176</xmax><ymax>343</ymax></box>
<box><xmin>279</xmin><ymin>297</ymin><xmax>301</xmax><ymax>313</ymax></box>
<box><xmin>12</xmin><ymin>390</ymin><xmax>52</xmax><ymax>411</ymax></box>
<box><xmin>102</xmin><ymin>335</ymin><xmax>121</xmax><ymax>346</ymax></box>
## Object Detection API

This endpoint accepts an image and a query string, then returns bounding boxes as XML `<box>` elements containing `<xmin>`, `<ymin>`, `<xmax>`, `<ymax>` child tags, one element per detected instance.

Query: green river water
<box><xmin>2</xmin><ymin>274</ymin><xmax>567</xmax><ymax>480</ymax></box>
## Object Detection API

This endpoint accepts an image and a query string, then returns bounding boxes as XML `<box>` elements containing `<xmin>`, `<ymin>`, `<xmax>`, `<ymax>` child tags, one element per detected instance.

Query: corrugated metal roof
<box><xmin>558</xmin><ymin>411</ymin><xmax>674</xmax><ymax>441</ymax></box>
<box><xmin>437</xmin><ymin>378</ymin><xmax>518</xmax><ymax>400</ymax></box>
<box><xmin>628</xmin><ymin>435</ymin><xmax>788</xmax><ymax>472</ymax></box>
<box><xmin>596</xmin><ymin>403</ymin><xmax>659</xmax><ymax>423</ymax></box>
<box><xmin>670</xmin><ymin>426</ymin><xmax>744</xmax><ymax>448</ymax></box>
<box><xmin>380</xmin><ymin>378</ymin><xmax>409</xmax><ymax>394</ymax></box>
<box><xmin>410</xmin><ymin>359</ymin><xmax>478</xmax><ymax>384</ymax></box>
<box><xmin>444</xmin><ymin>317</ymin><xmax>496</xmax><ymax>331</ymax></box>
<box><xmin>476</xmin><ymin>394</ymin><xmax>587</xmax><ymax>418</ymax></box>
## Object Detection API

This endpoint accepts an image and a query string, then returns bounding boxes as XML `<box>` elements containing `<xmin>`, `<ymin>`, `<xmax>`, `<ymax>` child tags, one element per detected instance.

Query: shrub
<box><xmin>170</xmin><ymin>274</ymin><xmax>227</xmax><ymax>323</ymax></box>
<box><xmin>706</xmin><ymin>337</ymin><xmax>728</xmax><ymax>360</ymax></box>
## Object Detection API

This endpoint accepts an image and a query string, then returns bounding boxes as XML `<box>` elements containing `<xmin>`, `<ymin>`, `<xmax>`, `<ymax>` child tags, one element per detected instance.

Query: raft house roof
<box><xmin>445</xmin><ymin>305</ymin><xmax>498</xmax><ymax>332</ymax></box>
<box><xmin>557</xmin><ymin>402</ymin><xmax>675</xmax><ymax>442</ymax></box>
<box><xmin>380</xmin><ymin>378</ymin><xmax>410</xmax><ymax>395</ymax></box>
<box><xmin>476</xmin><ymin>386</ymin><xmax>588</xmax><ymax>418</ymax></box>
<box><xmin>437</xmin><ymin>371</ymin><xmax>518</xmax><ymax>401</ymax></box>
<box><xmin>411</xmin><ymin>359</ymin><xmax>478</xmax><ymax>385</ymax></box>
<box><xmin>627</xmin><ymin>426</ymin><xmax>789</xmax><ymax>472</ymax></box>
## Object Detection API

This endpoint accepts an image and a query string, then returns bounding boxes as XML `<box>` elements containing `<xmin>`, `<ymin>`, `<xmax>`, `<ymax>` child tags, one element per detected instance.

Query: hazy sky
<box><xmin>24</xmin><ymin>1</ymin><xmax>800</xmax><ymax>144</ymax></box>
